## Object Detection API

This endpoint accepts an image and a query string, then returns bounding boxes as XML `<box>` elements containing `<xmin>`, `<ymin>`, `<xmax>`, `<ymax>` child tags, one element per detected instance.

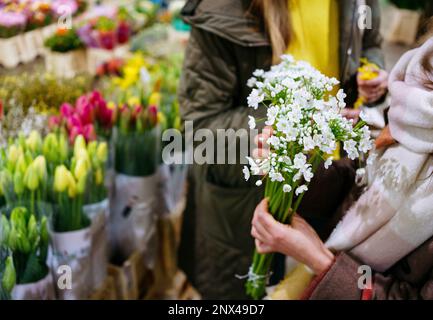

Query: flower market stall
<box><xmin>0</xmin><ymin>0</ymin><xmax>192</xmax><ymax>300</ymax></box>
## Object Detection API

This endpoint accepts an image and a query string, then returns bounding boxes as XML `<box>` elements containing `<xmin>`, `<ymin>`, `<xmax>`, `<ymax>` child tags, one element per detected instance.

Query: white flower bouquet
<box><xmin>244</xmin><ymin>55</ymin><xmax>373</xmax><ymax>299</ymax></box>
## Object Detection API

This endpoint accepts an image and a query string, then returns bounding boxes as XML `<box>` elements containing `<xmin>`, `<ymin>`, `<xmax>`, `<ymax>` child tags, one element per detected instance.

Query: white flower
<box><xmin>295</xmin><ymin>185</ymin><xmax>308</xmax><ymax>195</ymax></box>
<box><xmin>253</xmin><ymin>69</ymin><xmax>265</xmax><ymax>77</ymax></box>
<box><xmin>247</xmin><ymin>77</ymin><xmax>257</xmax><ymax>88</ymax></box>
<box><xmin>302</xmin><ymin>136</ymin><xmax>315</xmax><ymax>151</ymax></box>
<box><xmin>243</xmin><ymin>166</ymin><xmax>250</xmax><ymax>181</ymax></box>
<box><xmin>336</xmin><ymin>89</ymin><xmax>347</xmax><ymax>108</ymax></box>
<box><xmin>302</xmin><ymin>167</ymin><xmax>314</xmax><ymax>182</ymax></box>
<box><xmin>324</xmin><ymin>157</ymin><xmax>333</xmax><ymax>169</ymax></box>
<box><xmin>247</xmin><ymin>89</ymin><xmax>264</xmax><ymax>109</ymax></box>
<box><xmin>248</xmin><ymin>116</ymin><xmax>256</xmax><ymax>129</ymax></box>
<box><xmin>343</xmin><ymin>139</ymin><xmax>359</xmax><ymax>160</ymax></box>
<box><xmin>265</xmin><ymin>106</ymin><xmax>279</xmax><ymax>126</ymax></box>
<box><xmin>293</xmin><ymin>153</ymin><xmax>307</xmax><ymax>169</ymax></box>
<box><xmin>283</xmin><ymin>184</ymin><xmax>292</xmax><ymax>193</ymax></box>
<box><xmin>256</xmin><ymin>180</ymin><xmax>263</xmax><ymax>186</ymax></box>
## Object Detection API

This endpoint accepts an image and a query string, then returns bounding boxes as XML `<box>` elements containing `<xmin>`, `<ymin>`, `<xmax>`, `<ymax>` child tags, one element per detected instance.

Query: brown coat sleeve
<box><xmin>305</xmin><ymin>239</ymin><xmax>433</xmax><ymax>300</ymax></box>
<box><xmin>306</xmin><ymin>253</ymin><xmax>363</xmax><ymax>300</ymax></box>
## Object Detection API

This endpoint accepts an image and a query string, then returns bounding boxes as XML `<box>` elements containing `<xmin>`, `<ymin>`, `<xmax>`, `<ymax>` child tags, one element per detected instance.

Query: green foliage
<box><xmin>0</xmin><ymin>207</ymin><xmax>49</xmax><ymax>285</ymax></box>
<box><xmin>44</xmin><ymin>28</ymin><xmax>84</xmax><ymax>53</ymax></box>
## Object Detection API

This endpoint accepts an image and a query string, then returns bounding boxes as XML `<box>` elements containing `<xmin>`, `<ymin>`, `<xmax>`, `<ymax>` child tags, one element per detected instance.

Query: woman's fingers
<box><xmin>255</xmin><ymin>239</ymin><xmax>272</xmax><ymax>254</ymax></box>
<box><xmin>252</xmin><ymin>199</ymin><xmax>274</xmax><ymax>239</ymax></box>
<box><xmin>252</xmin><ymin>147</ymin><xmax>269</xmax><ymax>159</ymax></box>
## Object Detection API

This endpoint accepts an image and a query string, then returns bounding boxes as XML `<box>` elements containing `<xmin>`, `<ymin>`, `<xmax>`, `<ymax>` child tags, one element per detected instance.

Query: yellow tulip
<box><xmin>96</xmin><ymin>142</ymin><xmax>108</xmax><ymax>163</ymax></box>
<box><xmin>74</xmin><ymin>135</ymin><xmax>86</xmax><ymax>157</ymax></box>
<box><xmin>127</xmin><ymin>96</ymin><xmax>140</xmax><ymax>107</ymax></box>
<box><xmin>16</xmin><ymin>154</ymin><xmax>28</xmax><ymax>175</ymax></box>
<box><xmin>77</xmin><ymin>173</ymin><xmax>87</xmax><ymax>194</ymax></box>
<box><xmin>25</xmin><ymin>131</ymin><xmax>42</xmax><ymax>153</ymax></box>
<box><xmin>54</xmin><ymin>165</ymin><xmax>69</xmax><ymax>193</ymax></box>
<box><xmin>148</xmin><ymin>92</ymin><xmax>161</xmax><ymax>107</ymax></box>
<box><xmin>107</xmin><ymin>101</ymin><xmax>116</xmax><ymax>110</ymax></box>
<box><xmin>8</xmin><ymin>145</ymin><xmax>21</xmax><ymax>165</ymax></box>
<box><xmin>95</xmin><ymin>168</ymin><xmax>103</xmax><ymax>185</ymax></box>
<box><xmin>24</xmin><ymin>165</ymin><xmax>39</xmax><ymax>191</ymax></box>
<box><xmin>74</xmin><ymin>158</ymin><xmax>89</xmax><ymax>181</ymax></box>
<box><xmin>33</xmin><ymin>156</ymin><xmax>47</xmax><ymax>182</ymax></box>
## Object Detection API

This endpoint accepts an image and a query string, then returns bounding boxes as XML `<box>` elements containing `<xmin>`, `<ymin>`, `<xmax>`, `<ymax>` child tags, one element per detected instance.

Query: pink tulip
<box><xmin>76</xmin><ymin>95</ymin><xmax>95</xmax><ymax>125</ymax></box>
<box><xmin>83</xmin><ymin>124</ymin><xmax>97</xmax><ymax>141</ymax></box>
<box><xmin>67</xmin><ymin>114</ymin><xmax>83</xmax><ymax>130</ymax></box>
<box><xmin>60</xmin><ymin>103</ymin><xmax>75</xmax><ymax>118</ymax></box>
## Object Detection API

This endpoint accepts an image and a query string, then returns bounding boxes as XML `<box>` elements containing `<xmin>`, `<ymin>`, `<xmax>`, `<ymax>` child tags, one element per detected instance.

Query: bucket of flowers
<box><xmin>0</xmin><ymin>132</ymin><xmax>57</xmax><ymax>300</ymax></box>
<box><xmin>0</xmin><ymin>9</ymin><xmax>26</xmax><ymax>68</ymax></box>
<box><xmin>108</xmin><ymin>92</ymin><xmax>161</xmax><ymax>264</ymax></box>
<box><xmin>21</xmin><ymin>0</ymin><xmax>53</xmax><ymax>59</ymax></box>
<box><xmin>0</xmin><ymin>207</ymin><xmax>54</xmax><ymax>300</ymax></box>
<box><xmin>44</xmin><ymin>27</ymin><xmax>87</xmax><ymax>79</ymax></box>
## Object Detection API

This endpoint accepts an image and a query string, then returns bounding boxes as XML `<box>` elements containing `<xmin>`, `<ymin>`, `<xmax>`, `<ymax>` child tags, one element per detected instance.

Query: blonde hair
<box><xmin>251</xmin><ymin>0</ymin><xmax>291</xmax><ymax>63</ymax></box>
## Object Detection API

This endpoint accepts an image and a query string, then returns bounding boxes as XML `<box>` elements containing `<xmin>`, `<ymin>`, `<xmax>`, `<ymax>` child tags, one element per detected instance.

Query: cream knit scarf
<box><xmin>325</xmin><ymin>38</ymin><xmax>433</xmax><ymax>272</ymax></box>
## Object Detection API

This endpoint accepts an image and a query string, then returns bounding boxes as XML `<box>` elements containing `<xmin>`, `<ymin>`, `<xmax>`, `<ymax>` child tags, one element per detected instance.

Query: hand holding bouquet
<box><xmin>243</xmin><ymin>55</ymin><xmax>373</xmax><ymax>299</ymax></box>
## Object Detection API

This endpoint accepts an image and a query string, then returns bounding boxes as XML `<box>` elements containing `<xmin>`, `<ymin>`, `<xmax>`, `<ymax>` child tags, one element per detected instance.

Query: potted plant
<box><xmin>18</xmin><ymin>1</ymin><xmax>53</xmax><ymax>62</ymax></box>
<box><xmin>0</xmin><ymin>207</ymin><xmax>54</xmax><ymax>300</ymax></box>
<box><xmin>0</xmin><ymin>10</ymin><xmax>26</xmax><ymax>68</ymax></box>
<box><xmin>96</xmin><ymin>16</ymin><xmax>117</xmax><ymax>50</ymax></box>
<box><xmin>44</xmin><ymin>27</ymin><xmax>87</xmax><ymax>78</ymax></box>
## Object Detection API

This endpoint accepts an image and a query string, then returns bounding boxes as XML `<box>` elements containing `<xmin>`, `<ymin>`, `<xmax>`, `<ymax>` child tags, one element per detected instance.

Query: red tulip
<box><xmin>148</xmin><ymin>105</ymin><xmax>158</xmax><ymax>126</ymax></box>
<box><xmin>0</xmin><ymin>100</ymin><xmax>3</xmax><ymax>121</ymax></box>
<box><xmin>117</xmin><ymin>21</ymin><xmax>131</xmax><ymax>44</ymax></box>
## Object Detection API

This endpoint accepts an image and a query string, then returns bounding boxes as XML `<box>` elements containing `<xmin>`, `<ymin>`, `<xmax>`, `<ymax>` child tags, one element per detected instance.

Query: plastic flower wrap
<box><xmin>0</xmin><ymin>207</ymin><xmax>49</xmax><ymax>286</ymax></box>
<box><xmin>243</xmin><ymin>55</ymin><xmax>373</xmax><ymax>299</ymax></box>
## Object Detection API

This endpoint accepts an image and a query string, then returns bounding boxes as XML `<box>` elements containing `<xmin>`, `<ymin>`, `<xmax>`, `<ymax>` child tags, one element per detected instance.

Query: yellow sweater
<box><xmin>288</xmin><ymin>0</ymin><xmax>340</xmax><ymax>80</ymax></box>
